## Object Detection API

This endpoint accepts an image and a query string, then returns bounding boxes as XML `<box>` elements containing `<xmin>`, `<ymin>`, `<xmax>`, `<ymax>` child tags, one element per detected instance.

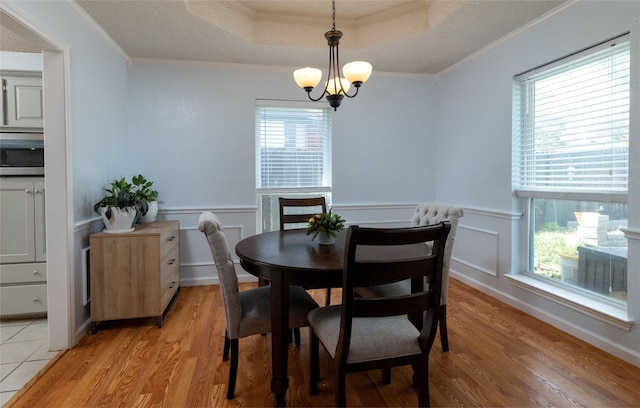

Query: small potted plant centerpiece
<box><xmin>306</xmin><ymin>208</ymin><xmax>346</xmax><ymax>245</ymax></box>
<box><xmin>132</xmin><ymin>174</ymin><xmax>159</xmax><ymax>224</ymax></box>
<box><xmin>93</xmin><ymin>177</ymin><xmax>138</xmax><ymax>233</ymax></box>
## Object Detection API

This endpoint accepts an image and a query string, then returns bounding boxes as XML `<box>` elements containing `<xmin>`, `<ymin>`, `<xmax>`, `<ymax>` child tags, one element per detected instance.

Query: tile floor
<box><xmin>0</xmin><ymin>318</ymin><xmax>57</xmax><ymax>406</ymax></box>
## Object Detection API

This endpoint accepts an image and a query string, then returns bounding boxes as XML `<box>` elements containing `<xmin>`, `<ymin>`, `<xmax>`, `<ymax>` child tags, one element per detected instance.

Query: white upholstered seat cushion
<box><xmin>239</xmin><ymin>285</ymin><xmax>319</xmax><ymax>338</ymax></box>
<box><xmin>308</xmin><ymin>306</ymin><xmax>421</xmax><ymax>364</ymax></box>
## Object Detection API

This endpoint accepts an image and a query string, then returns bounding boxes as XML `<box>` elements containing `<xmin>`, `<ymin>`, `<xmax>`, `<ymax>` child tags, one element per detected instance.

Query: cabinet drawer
<box><xmin>160</xmin><ymin>225</ymin><xmax>179</xmax><ymax>254</ymax></box>
<box><xmin>0</xmin><ymin>284</ymin><xmax>47</xmax><ymax>316</ymax></box>
<box><xmin>0</xmin><ymin>262</ymin><xmax>47</xmax><ymax>284</ymax></box>
<box><xmin>161</xmin><ymin>267</ymin><xmax>180</xmax><ymax>310</ymax></box>
<box><xmin>160</xmin><ymin>244</ymin><xmax>179</xmax><ymax>282</ymax></box>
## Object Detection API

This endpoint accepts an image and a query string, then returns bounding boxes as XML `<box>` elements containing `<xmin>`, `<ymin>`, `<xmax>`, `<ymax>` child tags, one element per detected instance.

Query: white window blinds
<box><xmin>256</xmin><ymin>103</ymin><xmax>332</xmax><ymax>193</ymax></box>
<box><xmin>514</xmin><ymin>34</ymin><xmax>630</xmax><ymax>201</ymax></box>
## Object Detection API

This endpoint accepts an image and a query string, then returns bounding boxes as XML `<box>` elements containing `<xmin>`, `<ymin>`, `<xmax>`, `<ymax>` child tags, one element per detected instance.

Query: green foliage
<box><xmin>539</xmin><ymin>222</ymin><xmax>563</xmax><ymax>232</ymax></box>
<box><xmin>306</xmin><ymin>208</ymin><xmax>346</xmax><ymax>240</ymax></box>
<box><xmin>94</xmin><ymin>174</ymin><xmax>159</xmax><ymax>218</ymax></box>
<box><xmin>93</xmin><ymin>177</ymin><xmax>137</xmax><ymax>219</ymax></box>
<box><xmin>534</xmin><ymin>223</ymin><xmax>579</xmax><ymax>279</ymax></box>
<box><xmin>132</xmin><ymin>174</ymin><xmax>158</xmax><ymax>202</ymax></box>
<box><xmin>132</xmin><ymin>174</ymin><xmax>158</xmax><ymax>215</ymax></box>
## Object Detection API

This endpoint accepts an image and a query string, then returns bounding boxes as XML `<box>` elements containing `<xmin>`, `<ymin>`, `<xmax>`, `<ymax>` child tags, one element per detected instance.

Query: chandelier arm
<box><xmin>343</xmin><ymin>87</ymin><xmax>360</xmax><ymax>99</ymax></box>
<box><xmin>335</xmin><ymin>45</ymin><xmax>348</xmax><ymax>96</ymax></box>
<box><xmin>304</xmin><ymin>90</ymin><xmax>329</xmax><ymax>102</ymax></box>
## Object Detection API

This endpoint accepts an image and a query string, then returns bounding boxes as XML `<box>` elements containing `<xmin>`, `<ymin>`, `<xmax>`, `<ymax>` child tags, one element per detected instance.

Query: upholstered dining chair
<box><xmin>279</xmin><ymin>197</ymin><xmax>332</xmax><ymax>306</ymax></box>
<box><xmin>355</xmin><ymin>203</ymin><xmax>464</xmax><ymax>352</ymax></box>
<box><xmin>308</xmin><ymin>222</ymin><xmax>451</xmax><ymax>407</ymax></box>
<box><xmin>198</xmin><ymin>212</ymin><xmax>319</xmax><ymax>399</ymax></box>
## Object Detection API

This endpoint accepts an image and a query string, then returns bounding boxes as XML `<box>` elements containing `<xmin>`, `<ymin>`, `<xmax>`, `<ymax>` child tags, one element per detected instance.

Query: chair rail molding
<box><xmin>462</xmin><ymin>206</ymin><xmax>522</xmax><ymax>220</ymax></box>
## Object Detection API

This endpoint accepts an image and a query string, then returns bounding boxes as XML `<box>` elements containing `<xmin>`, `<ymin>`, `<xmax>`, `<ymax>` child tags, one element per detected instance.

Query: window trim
<box><xmin>513</xmin><ymin>34</ymin><xmax>631</xmax><ymax>312</ymax></box>
<box><xmin>506</xmin><ymin>273</ymin><xmax>632</xmax><ymax>331</ymax></box>
<box><xmin>255</xmin><ymin>99</ymin><xmax>333</xmax><ymax>233</ymax></box>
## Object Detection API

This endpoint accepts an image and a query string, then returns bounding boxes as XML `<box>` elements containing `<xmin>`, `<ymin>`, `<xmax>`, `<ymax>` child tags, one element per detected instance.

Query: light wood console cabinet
<box><xmin>89</xmin><ymin>220</ymin><xmax>180</xmax><ymax>331</ymax></box>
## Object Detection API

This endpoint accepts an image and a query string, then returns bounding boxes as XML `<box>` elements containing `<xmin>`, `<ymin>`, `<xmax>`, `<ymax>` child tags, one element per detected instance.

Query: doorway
<box><xmin>0</xmin><ymin>6</ymin><xmax>73</xmax><ymax>352</ymax></box>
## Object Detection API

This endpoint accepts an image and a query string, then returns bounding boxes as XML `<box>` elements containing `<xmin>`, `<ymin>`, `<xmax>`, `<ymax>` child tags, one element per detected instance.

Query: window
<box><xmin>256</xmin><ymin>101</ymin><xmax>332</xmax><ymax>232</ymax></box>
<box><xmin>514</xmin><ymin>34</ymin><xmax>630</xmax><ymax>304</ymax></box>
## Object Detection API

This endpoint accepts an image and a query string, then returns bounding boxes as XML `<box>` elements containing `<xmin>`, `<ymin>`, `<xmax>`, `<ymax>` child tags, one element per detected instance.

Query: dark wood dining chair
<box><xmin>308</xmin><ymin>222</ymin><xmax>451</xmax><ymax>407</ymax></box>
<box><xmin>278</xmin><ymin>197</ymin><xmax>332</xmax><ymax>306</ymax></box>
<box><xmin>355</xmin><ymin>203</ymin><xmax>464</xmax><ymax>352</ymax></box>
<box><xmin>278</xmin><ymin>196</ymin><xmax>327</xmax><ymax>230</ymax></box>
<box><xmin>198</xmin><ymin>212</ymin><xmax>319</xmax><ymax>399</ymax></box>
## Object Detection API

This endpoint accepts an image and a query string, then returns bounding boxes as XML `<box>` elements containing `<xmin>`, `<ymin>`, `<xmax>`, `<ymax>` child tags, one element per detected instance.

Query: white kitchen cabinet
<box><xmin>0</xmin><ymin>177</ymin><xmax>46</xmax><ymax>263</ymax></box>
<box><xmin>0</xmin><ymin>177</ymin><xmax>47</xmax><ymax>317</ymax></box>
<box><xmin>1</xmin><ymin>74</ymin><xmax>44</xmax><ymax>129</ymax></box>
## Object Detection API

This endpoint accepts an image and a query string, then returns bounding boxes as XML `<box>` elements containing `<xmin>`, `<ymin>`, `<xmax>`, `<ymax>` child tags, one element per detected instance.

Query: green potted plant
<box><xmin>93</xmin><ymin>177</ymin><xmax>138</xmax><ymax>232</ymax></box>
<box><xmin>306</xmin><ymin>208</ymin><xmax>346</xmax><ymax>244</ymax></box>
<box><xmin>132</xmin><ymin>174</ymin><xmax>159</xmax><ymax>224</ymax></box>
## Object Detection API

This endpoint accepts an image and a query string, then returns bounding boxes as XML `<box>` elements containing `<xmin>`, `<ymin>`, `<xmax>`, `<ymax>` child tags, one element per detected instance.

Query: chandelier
<box><xmin>293</xmin><ymin>0</ymin><xmax>372</xmax><ymax>111</ymax></box>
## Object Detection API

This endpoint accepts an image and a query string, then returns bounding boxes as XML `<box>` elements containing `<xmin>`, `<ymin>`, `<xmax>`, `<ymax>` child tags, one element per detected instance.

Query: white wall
<box><xmin>0</xmin><ymin>51</ymin><xmax>42</xmax><ymax>70</ymax></box>
<box><xmin>435</xmin><ymin>0</ymin><xmax>640</xmax><ymax>364</ymax></box>
<box><xmin>126</xmin><ymin>62</ymin><xmax>436</xmax><ymax>209</ymax></box>
<box><xmin>126</xmin><ymin>60</ymin><xmax>438</xmax><ymax>284</ymax></box>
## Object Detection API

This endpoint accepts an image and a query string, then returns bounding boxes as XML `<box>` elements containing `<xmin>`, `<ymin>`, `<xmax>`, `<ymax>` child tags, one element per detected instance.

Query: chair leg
<box><xmin>287</xmin><ymin>329</ymin><xmax>301</xmax><ymax>345</ymax></box>
<box><xmin>439</xmin><ymin>304</ymin><xmax>449</xmax><ymax>352</ymax></box>
<box><xmin>325</xmin><ymin>288</ymin><xmax>332</xmax><ymax>306</ymax></box>
<box><xmin>413</xmin><ymin>359</ymin><xmax>430</xmax><ymax>407</ymax></box>
<box><xmin>227</xmin><ymin>338</ymin><xmax>239</xmax><ymax>399</ymax></box>
<box><xmin>259</xmin><ymin>278</ymin><xmax>269</xmax><ymax>336</ymax></box>
<box><xmin>309</xmin><ymin>328</ymin><xmax>320</xmax><ymax>395</ymax></box>
<box><xmin>335</xmin><ymin>369</ymin><xmax>346</xmax><ymax>407</ymax></box>
<box><xmin>223</xmin><ymin>332</ymin><xmax>230</xmax><ymax>361</ymax></box>
<box><xmin>381</xmin><ymin>367</ymin><xmax>391</xmax><ymax>384</ymax></box>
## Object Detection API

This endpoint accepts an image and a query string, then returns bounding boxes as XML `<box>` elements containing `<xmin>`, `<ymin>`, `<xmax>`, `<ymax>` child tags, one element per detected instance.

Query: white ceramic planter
<box><xmin>138</xmin><ymin>201</ymin><xmax>159</xmax><ymax>224</ymax></box>
<box><xmin>100</xmin><ymin>206</ymin><xmax>137</xmax><ymax>233</ymax></box>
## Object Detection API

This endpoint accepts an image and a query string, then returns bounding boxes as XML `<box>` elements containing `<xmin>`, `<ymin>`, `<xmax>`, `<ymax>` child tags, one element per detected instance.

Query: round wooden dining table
<box><xmin>235</xmin><ymin>228</ymin><xmax>346</xmax><ymax>407</ymax></box>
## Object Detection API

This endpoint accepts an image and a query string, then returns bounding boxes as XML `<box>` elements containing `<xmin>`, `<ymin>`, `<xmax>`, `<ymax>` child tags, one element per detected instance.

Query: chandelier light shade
<box><xmin>293</xmin><ymin>0</ymin><xmax>372</xmax><ymax>111</ymax></box>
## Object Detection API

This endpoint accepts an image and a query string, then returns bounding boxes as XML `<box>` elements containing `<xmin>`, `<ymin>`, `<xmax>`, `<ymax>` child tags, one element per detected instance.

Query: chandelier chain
<box><xmin>332</xmin><ymin>0</ymin><xmax>336</xmax><ymax>31</ymax></box>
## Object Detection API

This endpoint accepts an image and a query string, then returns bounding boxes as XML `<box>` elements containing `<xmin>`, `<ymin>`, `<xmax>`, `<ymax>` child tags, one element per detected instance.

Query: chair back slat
<box><xmin>279</xmin><ymin>197</ymin><xmax>327</xmax><ymax>230</ymax></box>
<box><xmin>351</xmin><ymin>257</ymin><xmax>437</xmax><ymax>287</ymax></box>
<box><xmin>353</xmin><ymin>292</ymin><xmax>433</xmax><ymax>318</ymax></box>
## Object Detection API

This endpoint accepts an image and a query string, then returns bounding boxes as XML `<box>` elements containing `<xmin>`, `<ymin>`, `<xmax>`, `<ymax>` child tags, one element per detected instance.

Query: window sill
<box><xmin>506</xmin><ymin>274</ymin><xmax>633</xmax><ymax>331</ymax></box>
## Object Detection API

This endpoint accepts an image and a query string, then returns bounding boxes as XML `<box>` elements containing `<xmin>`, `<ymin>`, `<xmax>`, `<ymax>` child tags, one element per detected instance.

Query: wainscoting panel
<box><xmin>452</xmin><ymin>224</ymin><xmax>499</xmax><ymax>277</ymax></box>
<box><xmin>179</xmin><ymin>224</ymin><xmax>246</xmax><ymax>286</ymax></box>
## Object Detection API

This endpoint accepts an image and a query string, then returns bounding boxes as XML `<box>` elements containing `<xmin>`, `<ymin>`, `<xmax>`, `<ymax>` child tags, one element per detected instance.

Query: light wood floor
<box><xmin>7</xmin><ymin>279</ymin><xmax>640</xmax><ymax>407</ymax></box>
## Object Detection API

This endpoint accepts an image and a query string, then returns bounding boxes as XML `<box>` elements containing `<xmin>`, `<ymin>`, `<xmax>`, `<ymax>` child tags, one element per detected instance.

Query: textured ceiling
<box><xmin>2</xmin><ymin>0</ymin><xmax>566</xmax><ymax>74</ymax></box>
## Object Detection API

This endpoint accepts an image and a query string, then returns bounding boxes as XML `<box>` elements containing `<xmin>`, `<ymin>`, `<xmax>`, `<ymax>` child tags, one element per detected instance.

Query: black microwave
<box><xmin>0</xmin><ymin>133</ymin><xmax>44</xmax><ymax>176</ymax></box>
